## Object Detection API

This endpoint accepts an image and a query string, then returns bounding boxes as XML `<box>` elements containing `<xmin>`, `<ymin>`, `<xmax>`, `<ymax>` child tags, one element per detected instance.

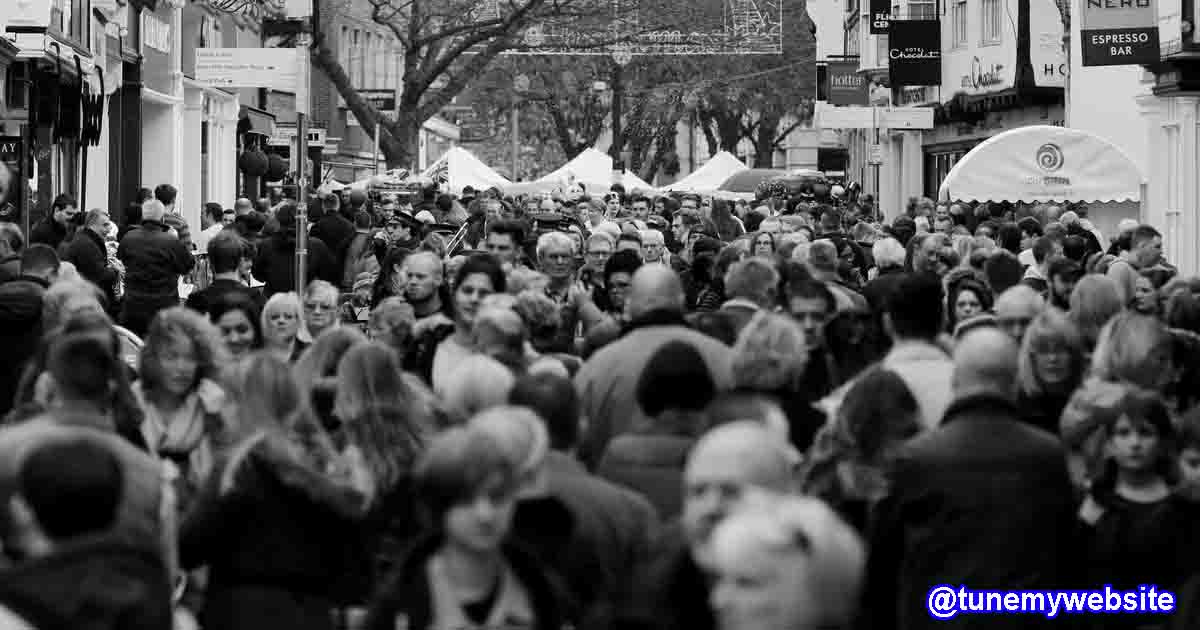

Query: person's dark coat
<box><xmin>310</xmin><ymin>212</ymin><xmax>355</xmax><ymax>280</ymax></box>
<box><xmin>117</xmin><ymin>221</ymin><xmax>193</xmax><ymax>299</ymax></box>
<box><xmin>0</xmin><ymin>254</ymin><xmax>19</xmax><ymax>284</ymax></box>
<box><xmin>184</xmin><ymin>278</ymin><xmax>263</xmax><ymax>315</ymax></box>
<box><xmin>596</xmin><ymin>433</ymin><xmax>694</xmax><ymax>521</ymax></box>
<box><xmin>0</xmin><ymin>275</ymin><xmax>49</xmax><ymax>415</ymax></box>
<box><xmin>29</xmin><ymin>217</ymin><xmax>68</xmax><ymax>251</ymax></box>
<box><xmin>64</xmin><ymin>227</ymin><xmax>118</xmax><ymax>304</ymax></box>
<box><xmin>861</xmin><ymin>266</ymin><xmax>907</xmax><ymax>315</ymax></box>
<box><xmin>0</xmin><ymin>537</ymin><xmax>172</xmax><ymax>630</ymax></box>
<box><xmin>252</xmin><ymin>231</ymin><xmax>337</xmax><ymax>297</ymax></box>
<box><xmin>861</xmin><ymin>393</ymin><xmax>1079</xmax><ymax>630</ymax></box>
<box><xmin>363</xmin><ymin>534</ymin><xmax>571</xmax><ymax>630</ymax></box>
<box><xmin>608</xmin><ymin>528</ymin><xmax>716</xmax><ymax>630</ymax></box>
<box><xmin>180</xmin><ymin>437</ymin><xmax>367</xmax><ymax>630</ymax></box>
<box><xmin>717</xmin><ymin>299</ymin><xmax>759</xmax><ymax>339</ymax></box>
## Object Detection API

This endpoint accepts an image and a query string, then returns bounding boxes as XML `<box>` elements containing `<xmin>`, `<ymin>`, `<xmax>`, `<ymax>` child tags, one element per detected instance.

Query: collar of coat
<box><xmin>941</xmin><ymin>392</ymin><xmax>1020</xmax><ymax>425</ymax></box>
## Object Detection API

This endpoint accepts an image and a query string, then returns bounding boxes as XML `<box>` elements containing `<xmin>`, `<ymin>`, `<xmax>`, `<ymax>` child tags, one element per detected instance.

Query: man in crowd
<box><xmin>193</xmin><ymin>202</ymin><xmax>226</xmax><ymax>254</ymax></box>
<box><xmin>185</xmin><ymin>231</ymin><xmax>259</xmax><ymax>314</ymax></box>
<box><xmin>1107</xmin><ymin>224</ymin><xmax>1163</xmax><ymax>304</ymax></box>
<box><xmin>0</xmin><ymin>245</ymin><xmax>59</xmax><ymax>415</ymax></box>
<box><xmin>310</xmin><ymin>193</ymin><xmax>356</xmax><ymax>281</ymax></box>
<box><xmin>720</xmin><ymin>257</ymin><xmax>778</xmax><ymax>337</ymax></box>
<box><xmin>863</xmin><ymin>328</ymin><xmax>1076</xmax><ymax>630</ymax></box>
<box><xmin>63</xmin><ymin>209</ymin><xmax>120</xmax><ymax>307</ymax></box>
<box><xmin>484</xmin><ymin>220</ymin><xmax>526</xmax><ymax>270</ymax></box>
<box><xmin>117</xmin><ymin>199</ymin><xmax>194</xmax><ymax>336</ymax></box>
<box><xmin>402</xmin><ymin>251</ymin><xmax>450</xmax><ymax>328</ymax></box>
<box><xmin>253</xmin><ymin>203</ymin><xmax>336</xmax><ymax>297</ymax></box>
<box><xmin>30</xmin><ymin>194</ymin><xmax>78</xmax><ymax>251</ymax></box>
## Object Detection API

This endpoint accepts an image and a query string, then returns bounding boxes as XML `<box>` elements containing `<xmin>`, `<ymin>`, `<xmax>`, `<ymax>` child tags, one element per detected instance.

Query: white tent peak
<box><xmin>661</xmin><ymin>151</ymin><xmax>749</xmax><ymax>193</ymax></box>
<box><xmin>423</xmin><ymin>146</ymin><xmax>511</xmax><ymax>195</ymax></box>
<box><xmin>938</xmin><ymin>125</ymin><xmax>1145</xmax><ymax>203</ymax></box>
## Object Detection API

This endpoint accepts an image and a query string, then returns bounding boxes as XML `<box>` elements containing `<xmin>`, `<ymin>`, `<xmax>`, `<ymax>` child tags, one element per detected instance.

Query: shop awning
<box><xmin>938</xmin><ymin>125</ymin><xmax>1144</xmax><ymax>203</ymax></box>
<box><xmin>238</xmin><ymin>105</ymin><xmax>275</xmax><ymax>137</ymax></box>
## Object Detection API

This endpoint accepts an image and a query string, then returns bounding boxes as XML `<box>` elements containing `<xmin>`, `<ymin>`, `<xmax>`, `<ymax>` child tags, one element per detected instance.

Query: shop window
<box><xmin>907</xmin><ymin>0</ymin><xmax>937</xmax><ymax>19</ymax></box>
<box><xmin>981</xmin><ymin>0</ymin><xmax>1002</xmax><ymax>44</ymax></box>
<box><xmin>51</xmin><ymin>0</ymin><xmax>88</xmax><ymax>45</ymax></box>
<box><xmin>952</xmin><ymin>0</ymin><xmax>968</xmax><ymax>47</ymax></box>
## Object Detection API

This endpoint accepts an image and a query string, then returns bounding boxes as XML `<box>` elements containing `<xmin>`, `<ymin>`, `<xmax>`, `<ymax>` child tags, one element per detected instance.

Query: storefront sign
<box><xmin>1080</xmin><ymin>0</ymin><xmax>1159</xmax><ymax>65</ymax></box>
<box><xmin>961</xmin><ymin>57</ymin><xmax>1005</xmax><ymax>89</ymax></box>
<box><xmin>888</xmin><ymin>20</ymin><xmax>942</xmax><ymax>85</ymax></box>
<box><xmin>1034</xmin><ymin>32</ymin><xmax>1068</xmax><ymax>87</ymax></box>
<box><xmin>269</xmin><ymin>124</ymin><xmax>327</xmax><ymax>147</ymax></box>
<box><xmin>195</xmin><ymin>48</ymin><xmax>299</xmax><ymax>91</ymax></box>
<box><xmin>870</xmin><ymin>0</ymin><xmax>892</xmax><ymax>33</ymax></box>
<box><xmin>827</xmin><ymin>60</ymin><xmax>868</xmax><ymax>105</ymax></box>
<box><xmin>817</xmin><ymin>103</ymin><xmax>934</xmax><ymax>129</ymax></box>
<box><xmin>0</xmin><ymin>137</ymin><xmax>25</xmax><ymax>224</ymax></box>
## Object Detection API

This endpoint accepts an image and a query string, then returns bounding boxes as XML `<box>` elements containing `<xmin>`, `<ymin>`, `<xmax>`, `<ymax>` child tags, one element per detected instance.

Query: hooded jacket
<box><xmin>0</xmin><ymin>538</ymin><xmax>172</xmax><ymax>630</ymax></box>
<box><xmin>116</xmin><ymin>220</ymin><xmax>193</xmax><ymax>299</ymax></box>
<box><xmin>0</xmin><ymin>275</ymin><xmax>49</xmax><ymax>415</ymax></box>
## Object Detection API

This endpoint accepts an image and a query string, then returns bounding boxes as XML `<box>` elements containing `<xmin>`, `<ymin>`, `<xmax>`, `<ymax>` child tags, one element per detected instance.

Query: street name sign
<box><xmin>195</xmin><ymin>48</ymin><xmax>298</xmax><ymax>91</ymax></box>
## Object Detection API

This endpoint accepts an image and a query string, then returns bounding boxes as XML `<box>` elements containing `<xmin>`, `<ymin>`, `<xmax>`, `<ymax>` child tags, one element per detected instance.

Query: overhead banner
<box><xmin>870</xmin><ymin>0</ymin><xmax>892</xmax><ymax>33</ymax></box>
<box><xmin>827</xmin><ymin>60</ymin><xmax>869</xmax><ymax>105</ymax></box>
<box><xmin>888</xmin><ymin>20</ymin><xmax>942</xmax><ymax>86</ymax></box>
<box><xmin>1080</xmin><ymin>0</ymin><xmax>1158</xmax><ymax>66</ymax></box>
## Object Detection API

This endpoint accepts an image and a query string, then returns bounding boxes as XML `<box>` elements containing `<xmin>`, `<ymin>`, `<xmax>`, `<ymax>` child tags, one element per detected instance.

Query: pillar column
<box><xmin>180</xmin><ymin>87</ymin><xmax>204</xmax><ymax>230</ymax></box>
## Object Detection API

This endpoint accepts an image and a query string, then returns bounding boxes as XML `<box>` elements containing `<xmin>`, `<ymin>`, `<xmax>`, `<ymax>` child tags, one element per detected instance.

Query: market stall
<box><xmin>422</xmin><ymin>146</ymin><xmax>512</xmax><ymax>195</ymax></box>
<box><xmin>938</xmin><ymin>125</ymin><xmax>1144</xmax><ymax>240</ymax></box>
<box><xmin>660</xmin><ymin>151</ymin><xmax>748</xmax><ymax>194</ymax></box>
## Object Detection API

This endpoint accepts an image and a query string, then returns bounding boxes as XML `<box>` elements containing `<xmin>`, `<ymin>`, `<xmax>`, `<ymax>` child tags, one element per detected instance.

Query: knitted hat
<box><xmin>636</xmin><ymin>340</ymin><xmax>716</xmax><ymax>417</ymax></box>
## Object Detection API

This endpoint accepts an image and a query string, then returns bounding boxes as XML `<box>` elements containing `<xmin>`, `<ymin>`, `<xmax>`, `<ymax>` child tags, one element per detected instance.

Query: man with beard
<box><xmin>1046</xmin><ymin>256</ymin><xmax>1081</xmax><ymax>311</ymax></box>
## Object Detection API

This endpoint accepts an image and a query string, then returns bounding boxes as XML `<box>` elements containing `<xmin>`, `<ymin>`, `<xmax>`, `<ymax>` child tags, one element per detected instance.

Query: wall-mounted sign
<box><xmin>870</xmin><ymin>0</ymin><xmax>892</xmax><ymax>34</ymax></box>
<box><xmin>816</xmin><ymin>104</ymin><xmax>935</xmax><ymax>129</ymax></box>
<box><xmin>195</xmin><ymin>48</ymin><xmax>298</xmax><ymax>91</ymax></box>
<box><xmin>961</xmin><ymin>57</ymin><xmax>1005</xmax><ymax>90</ymax></box>
<box><xmin>269</xmin><ymin>124</ymin><xmax>327</xmax><ymax>147</ymax></box>
<box><xmin>827</xmin><ymin>60</ymin><xmax>869</xmax><ymax>105</ymax></box>
<box><xmin>888</xmin><ymin>20</ymin><xmax>942</xmax><ymax>85</ymax></box>
<box><xmin>1080</xmin><ymin>0</ymin><xmax>1159</xmax><ymax>65</ymax></box>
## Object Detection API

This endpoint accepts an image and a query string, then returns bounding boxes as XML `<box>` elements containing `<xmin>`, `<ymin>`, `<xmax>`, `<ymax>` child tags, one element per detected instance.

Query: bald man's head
<box><xmin>683</xmin><ymin>421</ymin><xmax>796</xmax><ymax>566</ymax></box>
<box><xmin>952</xmin><ymin>328</ymin><xmax>1019</xmax><ymax>401</ymax></box>
<box><xmin>626</xmin><ymin>264</ymin><xmax>685</xmax><ymax>321</ymax></box>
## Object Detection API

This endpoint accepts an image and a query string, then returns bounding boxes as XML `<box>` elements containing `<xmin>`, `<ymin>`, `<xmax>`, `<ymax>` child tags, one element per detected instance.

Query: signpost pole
<box><xmin>872</xmin><ymin>105</ymin><xmax>880</xmax><ymax>221</ymax></box>
<box><xmin>295</xmin><ymin>30</ymin><xmax>310</xmax><ymax>293</ymax></box>
<box><xmin>511</xmin><ymin>104</ymin><xmax>519</xmax><ymax>181</ymax></box>
<box><xmin>374</xmin><ymin>121</ymin><xmax>381</xmax><ymax>176</ymax></box>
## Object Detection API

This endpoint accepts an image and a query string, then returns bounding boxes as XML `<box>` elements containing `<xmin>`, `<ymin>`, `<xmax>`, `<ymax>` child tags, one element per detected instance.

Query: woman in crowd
<box><xmin>371</xmin><ymin>247</ymin><xmax>413</xmax><ymax>309</ymax></box>
<box><xmin>730</xmin><ymin>312</ymin><xmax>824</xmax><ymax>453</ymax></box>
<box><xmin>207</xmin><ymin>292</ymin><xmax>263</xmax><ymax>361</ymax></box>
<box><xmin>364</xmin><ymin>427</ymin><xmax>568</xmax><ymax>630</ymax></box>
<box><xmin>133</xmin><ymin>306</ymin><xmax>230</xmax><ymax>503</ymax></box>
<box><xmin>428</xmin><ymin>254</ymin><xmax>506</xmax><ymax>390</ymax></box>
<box><xmin>1017</xmin><ymin>308</ymin><xmax>1087</xmax><ymax>435</ymax></box>
<box><xmin>751</xmin><ymin>231</ymin><xmax>776</xmax><ymax>258</ymax></box>
<box><xmin>1070</xmin><ymin>274</ymin><xmax>1124</xmax><ymax>352</ymax></box>
<box><xmin>946</xmin><ymin>277</ymin><xmax>993</xmax><ymax>333</ymax></box>
<box><xmin>262</xmin><ymin>291</ymin><xmax>307</xmax><ymax>363</ymax></box>
<box><xmin>294</xmin><ymin>326</ymin><xmax>367</xmax><ymax>435</ymax></box>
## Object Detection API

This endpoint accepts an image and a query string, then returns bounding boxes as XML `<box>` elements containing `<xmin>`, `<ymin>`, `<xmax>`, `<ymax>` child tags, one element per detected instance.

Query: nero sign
<box><xmin>870</xmin><ymin>0</ymin><xmax>891</xmax><ymax>34</ymax></box>
<box><xmin>888</xmin><ymin>20</ymin><xmax>942</xmax><ymax>86</ymax></box>
<box><xmin>1080</xmin><ymin>0</ymin><xmax>1158</xmax><ymax>65</ymax></box>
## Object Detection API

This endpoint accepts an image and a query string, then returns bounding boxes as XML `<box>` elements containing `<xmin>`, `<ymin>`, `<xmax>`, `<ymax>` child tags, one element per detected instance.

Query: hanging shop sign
<box><xmin>870</xmin><ymin>0</ymin><xmax>892</xmax><ymax>34</ymax></box>
<box><xmin>888</xmin><ymin>20</ymin><xmax>942</xmax><ymax>86</ymax></box>
<box><xmin>1080</xmin><ymin>0</ymin><xmax>1159</xmax><ymax>65</ymax></box>
<box><xmin>827</xmin><ymin>60</ymin><xmax>869</xmax><ymax>106</ymax></box>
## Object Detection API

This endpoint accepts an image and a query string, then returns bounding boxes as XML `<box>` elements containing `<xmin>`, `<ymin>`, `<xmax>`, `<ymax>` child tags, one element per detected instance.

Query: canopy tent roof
<box><xmin>422</xmin><ymin>146</ymin><xmax>512</xmax><ymax>195</ymax></box>
<box><xmin>505</xmin><ymin>148</ymin><xmax>617</xmax><ymax>195</ymax></box>
<box><xmin>938</xmin><ymin>125</ymin><xmax>1144</xmax><ymax>203</ymax></box>
<box><xmin>660</xmin><ymin>151</ymin><xmax>749</xmax><ymax>193</ymax></box>
<box><xmin>619</xmin><ymin>170</ymin><xmax>654</xmax><ymax>192</ymax></box>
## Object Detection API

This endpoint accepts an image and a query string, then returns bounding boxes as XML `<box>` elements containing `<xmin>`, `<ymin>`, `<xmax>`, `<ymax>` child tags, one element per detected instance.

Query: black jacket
<box><xmin>609</xmin><ymin>530</ymin><xmax>715</xmax><ymax>630</ymax></box>
<box><xmin>184</xmin><ymin>278</ymin><xmax>263</xmax><ymax>315</ymax></box>
<box><xmin>29</xmin><ymin>217</ymin><xmax>68</xmax><ymax>251</ymax></box>
<box><xmin>0</xmin><ymin>275</ymin><xmax>49</xmax><ymax>415</ymax></box>
<box><xmin>0</xmin><ymin>537</ymin><xmax>172</xmax><ymax>630</ymax></box>
<box><xmin>117</xmin><ymin>221</ymin><xmax>194</xmax><ymax>299</ymax></box>
<box><xmin>364</xmin><ymin>534</ymin><xmax>571</xmax><ymax>630</ymax></box>
<box><xmin>861</xmin><ymin>393</ymin><xmax>1079</xmax><ymax>630</ymax></box>
<box><xmin>64</xmin><ymin>228</ymin><xmax>118</xmax><ymax>304</ymax></box>
<box><xmin>310</xmin><ymin>213</ymin><xmax>356</xmax><ymax>279</ymax></box>
<box><xmin>252</xmin><ymin>231</ymin><xmax>337</xmax><ymax>297</ymax></box>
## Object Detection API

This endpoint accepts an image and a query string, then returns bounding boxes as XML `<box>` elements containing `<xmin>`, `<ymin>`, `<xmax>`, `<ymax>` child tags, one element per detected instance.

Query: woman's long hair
<box><xmin>372</xmin><ymin>247</ymin><xmax>413</xmax><ymax>308</ymax></box>
<box><xmin>1017</xmin><ymin>307</ymin><xmax>1086</xmax><ymax>399</ymax></box>
<box><xmin>711</xmin><ymin>199</ymin><xmax>743</xmax><ymax>242</ymax></box>
<box><xmin>294</xmin><ymin>327</ymin><xmax>367</xmax><ymax>432</ymax></box>
<box><xmin>334</xmin><ymin>343</ymin><xmax>427</xmax><ymax>494</ymax></box>
<box><xmin>140</xmin><ymin>307</ymin><xmax>228</xmax><ymax>406</ymax></box>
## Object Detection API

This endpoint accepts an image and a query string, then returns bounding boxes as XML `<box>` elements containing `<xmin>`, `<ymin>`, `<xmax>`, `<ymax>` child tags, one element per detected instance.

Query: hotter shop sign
<box><xmin>1081</xmin><ymin>0</ymin><xmax>1159</xmax><ymax>65</ymax></box>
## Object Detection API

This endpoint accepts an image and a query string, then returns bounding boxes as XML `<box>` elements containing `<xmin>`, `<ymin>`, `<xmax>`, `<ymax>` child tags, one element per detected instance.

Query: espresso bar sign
<box><xmin>888</xmin><ymin>20</ymin><xmax>942</xmax><ymax>86</ymax></box>
<box><xmin>827</xmin><ymin>60</ymin><xmax>869</xmax><ymax>105</ymax></box>
<box><xmin>1081</xmin><ymin>0</ymin><xmax>1159</xmax><ymax>65</ymax></box>
<box><xmin>870</xmin><ymin>0</ymin><xmax>892</xmax><ymax>34</ymax></box>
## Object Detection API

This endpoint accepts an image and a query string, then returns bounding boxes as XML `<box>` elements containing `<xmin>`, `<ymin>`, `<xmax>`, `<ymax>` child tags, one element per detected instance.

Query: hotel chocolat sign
<box><xmin>888</xmin><ymin>20</ymin><xmax>942</xmax><ymax>86</ymax></box>
<box><xmin>827</xmin><ymin>61</ymin><xmax>869</xmax><ymax>105</ymax></box>
<box><xmin>870</xmin><ymin>0</ymin><xmax>892</xmax><ymax>34</ymax></box>
<box><xmin>1081</xmin><ymin>0</ymin><xmax>1159</xmax><ymax>66</ymax></box>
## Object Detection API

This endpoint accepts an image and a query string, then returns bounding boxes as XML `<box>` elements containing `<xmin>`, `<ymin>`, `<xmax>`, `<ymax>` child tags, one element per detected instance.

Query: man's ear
<box><xmin>32</xmin><ymin>372</ymin><xmax>57</xmax><ymax>407</ymax></box>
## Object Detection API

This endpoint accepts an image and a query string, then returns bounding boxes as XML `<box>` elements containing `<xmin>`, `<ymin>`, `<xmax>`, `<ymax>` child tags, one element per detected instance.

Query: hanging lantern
<box><xmin>264</xmin><ymin>153</ymin><xmax>288</xmax><ymax>181</ymax></box>
<box><xmin>238</xmin><ymin>147</ymin><xmax>269</xmax><ymax>176</ymax></box>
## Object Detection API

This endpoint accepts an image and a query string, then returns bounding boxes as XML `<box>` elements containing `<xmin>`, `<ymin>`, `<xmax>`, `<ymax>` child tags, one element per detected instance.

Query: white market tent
<box><xmin>619</xmin><ymin>170</ymin><xmax>655</xmax><ymax>192</ymax></box>
<box><xmin>422</xmin><ymin>146</ymin><xmax>512</xmax><ymax>195</ymax></box>
<box><xmin>507</xmin><ymin>147</ymin><xmax>637</xmax><ymax>196</ymax></box>
<box><xmin>939</xmin><ymin>125</ymin><xmax>1143</xmax><ymax>203</ymax></box>
<box><xmin>660</xmin><ymin>151</ymin><xmax>749</xmax><ymax>194</ymax></box>
<box><xmin>938</xmin><ymin>125</ymin><xmax>1144</xmax><ymax>241</ymax></box>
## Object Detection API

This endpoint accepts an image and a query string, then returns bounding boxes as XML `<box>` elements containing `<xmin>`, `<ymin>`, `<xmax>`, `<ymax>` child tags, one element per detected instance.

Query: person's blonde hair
<box><xmin>710</xmin><ymin>491</ymin><xmax>865</xmax><ymax>628</ymax></box>
<box><xmin>1016</xmin><ymin>307</ymin><xmax>1086</xmax><ymax>397</ymax></box>
<box><xmin>1069</xmin><ymin>275</ymin><xmax>1124</xmax><ymax>349</ymax></box>
<box><xmin>139</xmin><ymin>306</ymin><xmax>228</xmax><ymax>402</ymax></box>
<box><xmin>731</xmin><ymin>311</ymin><xmax>809</xmax><ymax>392</ymax></box>
<box><xmin>468</xmin><ymin>406</ymin><xmax>550</xmax><ymax>499</ymax></box>
<box><xmin>1091</xmin><ymin>311</ymin><xmax>1171</xmax><ymax>390</ymax></box>
<box><xmin>261</xmin><ymin>292</ymin><xmax>303</xmax><ymax>348</ymax></box>
<box><xmin>438</xmin><ymin>355</ymin><xmax>515</xmax><ymax>421</ymax></box>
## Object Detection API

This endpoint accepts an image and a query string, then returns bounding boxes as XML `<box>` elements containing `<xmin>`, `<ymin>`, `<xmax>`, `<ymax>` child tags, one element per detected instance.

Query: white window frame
<box><xmin>907</xmin><ymin>0</ymin><xmax>936</xmax><ymax>19</ymax></box>
<box><xmin>952</xmin><ymin>0</ymin><xmax>968</xmax><ymax>47</ymax></box>
<box><xmin>981</xmin><ymin>0</ymin><xmax>1002</xmax><ymax>44</ymax></box>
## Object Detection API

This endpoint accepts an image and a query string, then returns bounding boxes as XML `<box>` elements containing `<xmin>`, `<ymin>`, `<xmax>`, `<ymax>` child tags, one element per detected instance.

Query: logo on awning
<box><xmin>1036</xmin><ymin>143</ymin><xmax>1064</xmax><ymax>172</ymax></box>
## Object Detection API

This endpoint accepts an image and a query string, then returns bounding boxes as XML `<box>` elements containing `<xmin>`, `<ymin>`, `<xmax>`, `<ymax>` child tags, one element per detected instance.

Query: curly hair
<box><xmin>139</xmin><ymin>307</ymin><xmax>229</xmax><ymax>403</ymax></box>
<box><xmin>512</xmin><ymin>290</ymin><xmax>561</xmax><ymax>344</ymax></box>
<box><xmin>732</xmin><ymin>311</ymin><xmax>809</xmax><ymax>393</ymax></box>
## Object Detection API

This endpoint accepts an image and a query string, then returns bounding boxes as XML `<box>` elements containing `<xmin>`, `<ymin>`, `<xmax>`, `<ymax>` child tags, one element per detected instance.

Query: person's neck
<box><xmin>52</xmin><ymin>399</ymin><xmax>115</xmax><ymax>431</ymax></box>
<box><xmin>213</xmin><ymin>271</ymin><xmax>242</xmax><ymax>283</ymax></box>
<box><xmin>151</xmin><ymin>389</ymin><xmax>188</xmax><ymax>413</ymax></box>
<box><xmin>411</xmin><ymin>293</ymin><xmax>443</xmax><ymax>318</ymax></box>
<box><xmin>1115</xmin><ymin>468</ymin><xmax>1169</xmax><ymax>502</ymax></box>
<box><xmin>440</xmin><ymin>542</ymin><xmax>502</xmax><ymax>594</ymax></box>
<box><xmin>547</xmin><ymin>274</ymin><xmax>572</xmax><ymax>292</ymax></box>
<box><xmin>453</xmin><ymin>323</ymin><xmax>473</xmax><ymax>345</ymax></box>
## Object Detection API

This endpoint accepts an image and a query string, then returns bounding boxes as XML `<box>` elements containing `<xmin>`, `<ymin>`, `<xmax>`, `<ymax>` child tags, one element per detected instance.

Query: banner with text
<box><xmin>827</xmin><ymin>60</ymin><xmax>869</xmax><ymax>105</ymax></box>
<box><xmin>1081</xmin><ymin>0</ymin><xmax>1158</xmax><ymax>66</ymax></box>
<box><xmin>870</xmin><ymin>0</ymin><xmax>892</xmax><ymax>33</ymax></box>
<box><xmin>888</xmin><ymin>21</ymin><xmax>942</xmax><ymax>86</ymax></box>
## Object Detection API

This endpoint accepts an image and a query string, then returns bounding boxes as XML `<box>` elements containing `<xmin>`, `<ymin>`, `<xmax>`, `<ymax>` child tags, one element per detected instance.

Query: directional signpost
<box><xmin>195</xmin><ymin>48</ymin><xmax>299</xmax><ymax>90</ymax></box>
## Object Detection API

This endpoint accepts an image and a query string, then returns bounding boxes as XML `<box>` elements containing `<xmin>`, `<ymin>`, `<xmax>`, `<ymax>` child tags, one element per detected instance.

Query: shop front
<box><xmin>140</xmin><ymin>1</ymin><xmax>187</xmax><ymax>224</ymax></box>
<box><xmin>182</xmin><ymin>5</ymin><xmax>241</xmax><ymax>214</ymax></box>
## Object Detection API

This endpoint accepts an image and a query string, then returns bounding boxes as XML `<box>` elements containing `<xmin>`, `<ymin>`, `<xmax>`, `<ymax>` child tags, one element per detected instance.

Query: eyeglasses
<box><xmin>305</xmin><ymin>302</ymin><xmax>336</xmax><ymax>312</ymax></box>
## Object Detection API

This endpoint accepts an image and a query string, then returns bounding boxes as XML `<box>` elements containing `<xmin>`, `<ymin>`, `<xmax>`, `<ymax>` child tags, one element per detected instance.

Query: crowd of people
<box><xmin>0</xmin><ymin>177</ymin><xmax>1196</xmax><ymax>630</ymax></box>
